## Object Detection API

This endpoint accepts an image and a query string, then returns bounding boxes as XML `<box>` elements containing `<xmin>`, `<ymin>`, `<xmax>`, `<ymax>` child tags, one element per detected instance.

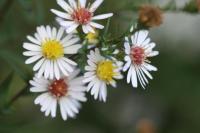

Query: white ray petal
<box><xmin>56</xmin><ymin>27</ymin><xmax>64</xmax><ymax>40</ymax></box>
<box><xmin>51</xmin><ymin>9</ymin><xmax>71</xmax><ymax>19</ymax></box>
<box><xmin>34</xmin><ymin>93</ymin><xmax>49</xmax><ymax>105</ymax></box>
<box><xmin>25</xmin><ymin>55</ymin><xmax>42</xmax><ymax>64</ymax></box>
<box><xmin>64</xmin><ymin>44</ymin><xmax>81</xmax><ymax>54</ymax></box>
<box><xmin>27</xmin><ymin>35</ymin><xmax>40</xmax><ymax>45</ymax></box>
<box><xmin>89</xmin><ymin>22</ymin><xmax>104</xmax><ymax>29</ymax></box>
<box><xmin>56</xmin><ymin>0</ymin><xmax>73</xmax><ymax>13</ymax></box>
<box><xmin>79</xmin><ymin>0</ymin><xmax>86</xmax><ymax>8</ymax></box>
<box><xmin>89</xmin><ymin>0</ymin><xmax>103</xmax><ymax>12</ymax></box>
<box><xmin>66</xmin><ymin>23</ymin><xmax>79</xmax><ymax>33</ymax></box>
<box><xmin>23</xmin><ymin>43</ymin><xmax>41</xmax><ymax>51</ymax></box>
<box><xmin>92</xmin><ymin>13</ymin><xmax>113</xmax><ymax>20</ymax></box>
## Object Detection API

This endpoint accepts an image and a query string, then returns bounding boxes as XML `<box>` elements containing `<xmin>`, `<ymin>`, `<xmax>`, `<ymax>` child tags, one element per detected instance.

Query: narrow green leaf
<box><xmin>0</xmin><ymin>50</ymin><xmax>31</xmax><ymax>81</ymax></box>
<box><xmin>103</xmin><ymin>18</ymin><xmax>111</xmax><ymax>36</ymax></box>
<box><xmin>0</xmin><ymin>72</ymin><xmax>13</xmax><ymax>108</ymax></box>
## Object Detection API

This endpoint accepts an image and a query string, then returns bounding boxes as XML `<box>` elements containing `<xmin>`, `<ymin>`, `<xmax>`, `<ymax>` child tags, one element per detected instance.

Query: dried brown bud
<box><xmin>138</xmin><ymin>5</ymin><xmax>163</xmax><ymax>28</ymax></box>
<box><xmin>197</xmin><ymin>0</ymin><xmax>200</xmax><ymax>11</ymax></box>
<box><xmin>136</xmin><ymin>119</ymin><xmax>157</xmax><ymax>133</ymax></box>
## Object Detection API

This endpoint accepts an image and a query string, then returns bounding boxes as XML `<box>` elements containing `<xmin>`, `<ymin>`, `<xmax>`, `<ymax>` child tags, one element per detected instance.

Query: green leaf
<box><xmin>0</xmin><ymin>72</ymin><xmax>13</xmax><ymax>108</ymax></box>
<box><xmin>162</xmin><ymin>0</ymin><xmax>177</xmax><ymax>11</ymax></box>
<box><xmin>183</xmin><ymin>0</ymin><xmax>199</xmax><ymax>13</ymax></box>
<box><xmin>0</xmin><ymin>50</ymin><xmax>31</xmax><ymax>81</ymax></box>
<box><xmin>103</xmin><ymin>18</ymin><xmax>111</xmax><ymax>36</ymax></box>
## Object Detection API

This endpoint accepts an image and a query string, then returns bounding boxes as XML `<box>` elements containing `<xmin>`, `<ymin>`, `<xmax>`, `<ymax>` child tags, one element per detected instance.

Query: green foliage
<box><xmin>0</xmin><ymin>50</ymin><xmax>31</xmax><ymax>81</ymax></box>
<box><xmin>183</xmin><ymin>0</ymin><xmax>199</xmax><ymax>13</ymax></box>
<box><xmin>0</xmin><ymin>72</ymin><xmax>13</xmax><ymax>113</ymax></box>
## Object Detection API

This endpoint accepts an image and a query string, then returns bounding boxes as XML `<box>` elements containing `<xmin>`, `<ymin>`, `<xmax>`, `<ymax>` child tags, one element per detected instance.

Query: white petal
<box><xmin>51</xmin><ymin>9</ymin><xmax>71</xmax><ymax>19</ymax></box>
<box><xmin>37</xmin><ymin>60</ymin><xmax>47</xmax><ymax>78</ymax></box>
<box><xmin>92</xmin><ymin>13</ymin><xmax>113</xmax><ymax>20</ymax></box>
<box><xmin>25</xmin><ymin>55</ymin><xmax>42</xmax><ymax>64</ymax></box>
<box><xmin>143</xmin><ymin>63</ymin><xmax>157</xmax><ymax>71</ymax></box>
<box><xmin>63</xmin><ymin>37</ymin><xmax>80</xmax><ymax>47</ymax></box>
<box><xmin>23</xmin><ymin>51</ymin><xmax>40</xmax><ymax>56</ymax></box>
<box><xmin>52</xmin><ymin>27</ymin><xmax>57</xmax><ymax>39</ymax></box>
<box><xmin>56</xmin><ymin>0</ymin><xmax>73</xmax><ymax>13</ymax></box>
<box><xmin>30</xmin><ymin>87</ymin><xmax>47</xmax><ymax>92</ymax></box>
<box><xmin>123</xmin><ymin>58</ymin><xmax>131</xmax><ymax>72</ymax></box>
<box><xmin>69</xmin><ymin>92</ymin><xmax>87</xmax><ymax>102</ymax></box>
<box><xmin>59</xmin><ymin>100</ymin><xmax>67</xmax><ymax>120</ymax></box>
<box><xmin>82</xmin><ymin>25</ymin><xmax>89</xmax><ymax>33</ymax></box>
<box><xmin>59</xmin><ymin>59</ymin><xmax>74</xmax><ymax>73</ymax></box>
<box><xmin>141</xmin><ymin>67</ymin><xmax>153</xmax><ymax>79</ymax></box>
<box><xmin>34</xmin><ymin>93</ymin><xmax>49</xmax><ymax>105</ymax></box>
<box><xmin>127</xmin><ymin>66</ymin><xmax>132</xmax><ymax>83</ymax></box>
<box><xmin>68</xmin><ymin>0</ymin><xmax>77</xmax><ymax>9</ymax></box>
<box><xmin>83</xmin><ymin>75</ymin><xmax>96</xmax><ymax>83</ymax></box>
<box><xmin>124</xmin><ymin>42</ymin><xmax>130</xmax><ymax>54</ymax></box>
<box><xmin>50</xmin><ymin>99</ymin><xmax>57</xmax><ymax>118</ymax></box>
<box><xmin>62</xmin><ymin>57</ymin><xmax>77</xmax><ymax>66</ymax></box>
<box><xmin>23</xmin><ymin>43</ymin><xmax>41</xmax><ymax>51</ymax></box>
<box><xmin>147</xmin><ymin>51</ymin><xmax>159</xmax><ymax>57</ymax></box>
<box><xmin>44</xmin><ymin>60</ymin><xmax>51</xmax><ymax>79</ymax></box>
<box><xmin>56</xmin><ymin>27</ymin><xmax>64</xmax><ymax>40</ymax></box>
<box><xmin>57</xmin><ymin>59</ymin><xmax>69</xmax><ymax>76</ymax></box>
<box><xmin>59</xmin><ymin>20</ymin><xmax>75</xmax><ymax>27</ymax></box>
<box><xmin>131</xmin><ymin>66</ymin><xmax>138</xmax><ymax>88</ymax></box>
<box><xmin>89</xmin><ymin>22</ymin><xmax>104</xmax><ymax>29</ymax></box>
<box><xmin>61</xmin><ymin>34</ymin><xmax>73</xmax><ymax>44</ymax></box>
<box><xmin>79</xmin><ymin>0</ymin><xmax>86</xmax><ymax>8</ymax></box>
<box><xmin>85</xmin><ymin>25</ymin><xmax>95</xmax><ymax>33</ymax></box>
<box><xmin>54</xmin><ymin>61</ymin><xmax>60</xmax><ymax>80</ymax></box>
<box><xmin>27</xmin><ymin>35</ymin><xmax>40</xmax><ymax>45</ymax></box>
<box><xmin>100</xmin><ymin>83</ymin><xmax>107</xmax><ymax>102</ymax></box>
<box><xmin>89</xmin><ymin>0</ymin><xmax>103</xmax><ymax>12</ymax></box>
<box><xmin>64</xmin><ymin>44</ymin><xmax>81</xmax><ymax>54</ymax></box>
<box><xmin>46</xmin><ymin>25</ymin><xmax>52</xmax><ymax>38</ymax></box>
<box><xmin>66</xmin><ymin>23</ymin><xmax>79</xmax><ymax>33</ymax></box>
<box><xmin>68</xmin><ymin>69</ymin><xmax>80</xmax><ymax>80</ymax></box>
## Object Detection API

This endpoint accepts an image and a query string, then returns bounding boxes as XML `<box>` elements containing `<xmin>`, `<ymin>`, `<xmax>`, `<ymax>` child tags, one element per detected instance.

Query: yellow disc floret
<box><xmin>42</xmin><ymin>39</ymin><xmax>64</xmax><ymax>60</ymax></box>
<box><xmin>96</xmin><ymin>60</ymin><xmax>116</xmax><ymax>82</ymax></box>
<box><xmin>85</xmin><ymin>30</ymin><xmax>99</xmax><ymax>44</ymax></box>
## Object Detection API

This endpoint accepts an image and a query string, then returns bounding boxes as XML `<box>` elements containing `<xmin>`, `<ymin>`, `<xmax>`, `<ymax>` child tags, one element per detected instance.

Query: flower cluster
<box><xmin>23</xmin><ymin>0</ymin><xmax>159</xmax><ymax>121</ymax></box>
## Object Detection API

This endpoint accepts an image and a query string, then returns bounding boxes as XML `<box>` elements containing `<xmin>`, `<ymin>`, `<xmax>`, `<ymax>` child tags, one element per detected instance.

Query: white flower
<box><xmin>30</xmin><ymin>69</ymin><xmax>87</xmax><ymax>121</ymax></box>
<box><xmin>123</xmin><ymin>30</ymin><xmax>159</xmax><ymax>89</ymax></box>
<box><xmin>51</xmin><ymin>0</ymin><xmax>113</xmax><ymax>33</ymax></box>
<box><xmin>83</xmin><ymin>48</ymin><xmax>123</xmax><ymax>102</ymax></box>
<box><xmin>23</xmin><ymin>25</ymin><xmax>82</xmax><ymax>80</ymax></box>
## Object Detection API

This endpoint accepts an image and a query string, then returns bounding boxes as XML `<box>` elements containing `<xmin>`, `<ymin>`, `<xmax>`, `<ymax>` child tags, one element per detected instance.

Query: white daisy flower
<box><xmin>30</xmin><ymin>69</ymin><xmax>87</xmax><ymax>121</ymax></box>
<box><xmin>23</xmin><ymin>25</ymin><xmax>82</xmax><ymax>80</ymax></box>
<box><xmin>83</xmin><ymin>48</ymin><xmax>123</xmax><ymax>102</ymax></box>
<box><xmin>123</xmin><ymin>30</ymin><xmax>159</xmax><ymax>89</ymax></box>
<box><xmin>51</xmin><ymin>0</ymin><xmax>113</xmax><ymax>33</ymax></box>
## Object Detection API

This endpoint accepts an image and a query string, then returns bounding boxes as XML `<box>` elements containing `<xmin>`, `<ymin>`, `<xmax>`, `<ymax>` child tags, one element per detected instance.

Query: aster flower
<box><xmin>83</xmin><ymin>48</ymin><xmax>123</xmax><ymax>102</ymax></box>
<box><xmin>51</xmin><ymin>0</ymin><xmax>113</xmax><ymax>33</ymax></box>
<box><xmin>123</xmin><ymin>30</ymin><xmax>159</xmax><ymax>89</ymax></box>
<box><xmin>23</xmin><ymin>25</ymin><xmax>81</xmax><ymax>80</ymax></box>
<box><xmin>30</xmin><ymin>69</ymin><xmax>87</xmax><ymax>121</ymax></box>
<box><xmin>138</xmin><ymin>4</ymin><xmax>163</xmax><ymax>28</ymax></box>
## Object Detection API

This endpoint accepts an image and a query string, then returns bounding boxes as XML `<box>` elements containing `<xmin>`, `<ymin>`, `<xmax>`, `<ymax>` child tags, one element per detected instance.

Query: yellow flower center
<box><xmin>96</xmin><ymin>60</ymin><xmax>116</xmax><ymax>82</ymax></box>
<box><xmin>85</xmin><ymin>30</ymin><xmax>99</xmax><ymax>44</ymax></box>
<box><xmin>42</xmin><ymin>40</ymin><xmax>64</xmax><ymax>60</ymax></box>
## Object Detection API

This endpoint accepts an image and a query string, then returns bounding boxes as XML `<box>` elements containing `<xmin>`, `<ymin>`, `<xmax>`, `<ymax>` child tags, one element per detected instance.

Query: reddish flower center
<box><xmin>49</xmin><ymin>79</ymin><xmax>68</xmax><ymax>97</ymax></box>
<box><xmin>71</xmin><ymin>8</ymin><xmax>92</xmax><ymax>24</ymax></box>
<box><xmin>130</xmin><ymin>46</ymin><xmax>146</xmax><ymax>65</ymax></box>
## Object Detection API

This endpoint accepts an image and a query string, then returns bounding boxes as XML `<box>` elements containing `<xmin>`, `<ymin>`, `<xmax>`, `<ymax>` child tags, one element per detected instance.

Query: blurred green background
<box><xmin>0</xmin><ymin>0</ymin><xmax>200</xmax><ymax>133</ymax></box>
